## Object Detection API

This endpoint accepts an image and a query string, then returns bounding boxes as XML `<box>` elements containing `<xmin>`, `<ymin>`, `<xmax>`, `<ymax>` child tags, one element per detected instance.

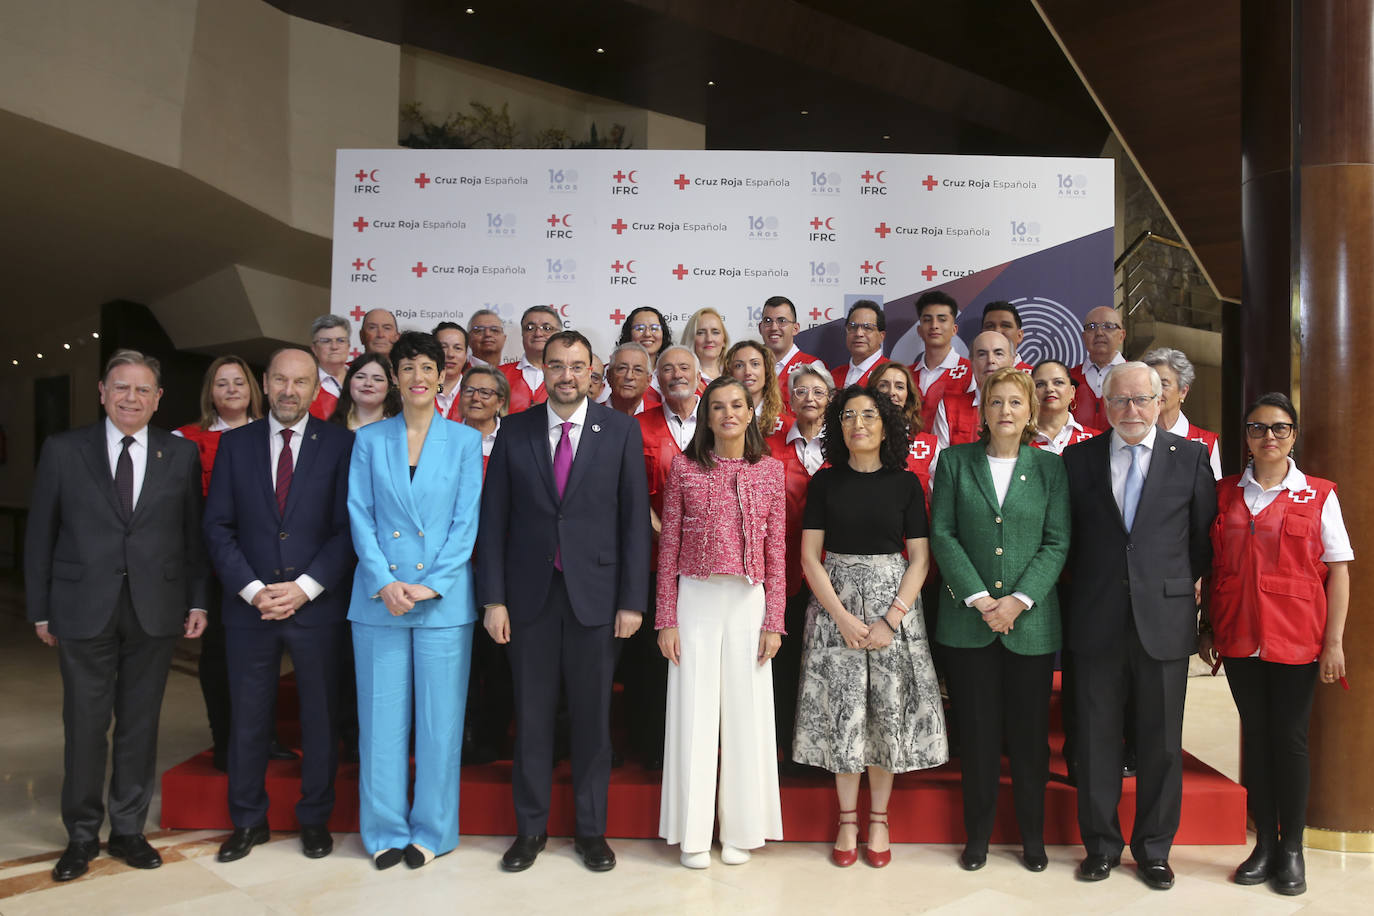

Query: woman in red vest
<box><xmin>868</xmin><ymin>361</ymin><xmax>939</xmax><ymax>501</ymax></box>
<box><xmin>1143</xmin><ymin>347</ymin><xmax>1222</xmax><ymax>479</ymax></box>
<box><xmin>727</xmin><ymin>339</ymin><xmax>789</xmax><ymax>437</ymax></box>
<box><xmin>1029</xmin><ymin>360</ymin><xmax>1099</xmax><ymax>454</ymax></box>
<box><xmin>1201</xmin><ymin>392</ymin><xmax>1352</xmax><ymax>896</ymax></box>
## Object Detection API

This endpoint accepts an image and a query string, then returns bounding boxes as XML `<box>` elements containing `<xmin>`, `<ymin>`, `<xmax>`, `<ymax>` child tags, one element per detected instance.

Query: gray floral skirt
<box><xmin>792</xmin><ymin>552</ymin><xmax>949</xmax><ymax>774</ymax></box>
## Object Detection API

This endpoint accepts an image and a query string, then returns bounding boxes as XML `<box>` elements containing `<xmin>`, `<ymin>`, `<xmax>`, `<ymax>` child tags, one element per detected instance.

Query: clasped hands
<box><xmin>251</xmin><ymin>582</ymin><xmax>312</xmax><ymax>620</ymax></box>
<box><xmin>836</xmin><ymin>607</ymin><xmax>899</xmax><ymax>651</ymax></box>
<box><xmin>377</xmin><ymin>581</ymin><xmax>439</xmax><ymax>617</ymax></box>
<box><xmin>973</xmin><ymin>594</ymin><xmax>1026</xmax><ymax>635</ymax></box>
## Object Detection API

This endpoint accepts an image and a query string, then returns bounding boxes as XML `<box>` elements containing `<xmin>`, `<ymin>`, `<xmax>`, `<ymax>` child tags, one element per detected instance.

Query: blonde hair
<box><xmin>682</xmin><ymin>307</ymin><xmax>731</xmax><ymax>375</ymax></box>
<box><xmin>198</xmin><ymin>355</ymin><xmax>264</xmax><ymax>429</ymax></box>
<box><xmin>979</xmin><ymin>366</ymin><xmax>1039</xmax><ymax>445</ymax></box>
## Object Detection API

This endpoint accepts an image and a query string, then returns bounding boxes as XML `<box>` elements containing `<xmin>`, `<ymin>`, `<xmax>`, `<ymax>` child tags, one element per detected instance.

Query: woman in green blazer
<box><xmin>930</xmin><ymin>367</ymin><xmax>1070</xmax><ymax>873</ymax></box>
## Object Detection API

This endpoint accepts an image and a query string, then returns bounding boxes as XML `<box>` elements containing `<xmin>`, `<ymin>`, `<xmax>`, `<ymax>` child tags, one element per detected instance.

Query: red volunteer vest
<box><xmin>765</xmin><ymin>427</ymin><xmax>825</xmax><ymax>597</ymax></box>
<box><xmin>309</xmin><ymin>387</ymin><xmax>338</xmax><ymax>422</ymax></box>
<box><xmin>831</xmin><ymin>356</ymin><xmax>892</xmax><ymax>391</ymax></box>
<box><xmin>914</xmin><ymin>356</ymin><xmax>972</xmax><ymax>434</ymax></box>
<box><xmin>1068</xmin><ymin>364</ymin><xmax>1110</xmax><ymax>432</ymax></box>
<box><xmin>499</xmin><ymin>362</ymin><xmax>548</xmax><ymax>414</ymax></box>
<box><xmin>941</xmin><ymin>389</ymin><xmax>982</xmax><ymax>446</ymax></box>
<box><xmin>174</xmin><ymin>423</ymin><xmax>224</xmax><ymax>498</ymax></box>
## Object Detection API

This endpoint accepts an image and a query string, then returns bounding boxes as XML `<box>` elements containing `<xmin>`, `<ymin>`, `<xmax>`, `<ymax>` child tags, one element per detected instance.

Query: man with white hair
<box><xmin>607</xmin><ymin>342</ymin><xmax>654</xmax><ymax>416</ymax></box>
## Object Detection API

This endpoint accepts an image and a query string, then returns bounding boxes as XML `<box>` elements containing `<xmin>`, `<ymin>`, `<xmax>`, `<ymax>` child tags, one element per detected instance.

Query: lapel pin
<box><xmin>1170</xmin><ymin>445</ymin><xmax>1176</xmax><ymax>451</ymax></box>
<box><xmin>311</xmin><ymin>433</ymin><xmax>318</xmax><ymax>440</ymax></box>
<box><xmin>591</xmin><ymin>424</ymin><xmax>601</xmax><ymax>433</ymax></box>
<box><xmin>156</xmin><ymin>450</ymin><xmax>163</xmax><ymax>459</ymax></box>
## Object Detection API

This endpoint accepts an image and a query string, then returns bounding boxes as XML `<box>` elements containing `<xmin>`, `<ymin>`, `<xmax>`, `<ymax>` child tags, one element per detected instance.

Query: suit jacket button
<box><xmin>546</xmin><ymin>556</ymin><xmax>554</xmax><ymax>563</ymax></box>
<box><xmin>389</xmin><ymin>564</ymin><xmax>397</xmax><ymax>571</ymax></box>
<box><xmin>416</xmin><ymin>563</ymin><xmax>424</xmax><ymax>570</ymax></box>
<box><xmin>417</xmin><ymin>530</ymin><xmax>424</xmax><ymax>537</ymax></box>
<box><xmin>995</xmin><ymin>517</ymin><xmax>1002</xmax><ymax>524</ymax></box>
<box><xmin>279</xmin><ymin>531</ymin><xmax>288</xmax><ymax>540</ymax></box>
<box><xmin>995</xmin><ymin>547</ymin><xmax>1003</xmax><ymax>556</ymax></box>
<box><xmin>995</xmin><ymin>580</ymin><xmax>1003</xmax><ymax>589</ymax></box>
<box><xmin>1126</xmin><ymin>543</ymin><xmax>1134</xmax><ymax>551</ymax></box>
<box><xmin>393</xmin><ymin>531</ymin><xmax>401</xmax><ymax>538</ymax></box>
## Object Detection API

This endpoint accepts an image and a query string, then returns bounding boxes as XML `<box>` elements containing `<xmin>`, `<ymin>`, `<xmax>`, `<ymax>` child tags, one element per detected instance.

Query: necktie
<box><xmin>276</xmin><ymin>428</ymin><xmax>294</xmax><ymax>516</ymax></box>
<box><xmin>553</xmin><ymin>421</ymin><xmax>572</xmax><ymax>570</ymax></box>
<box><xmin>1121</xmin><ymin>443</ymin><xmax>1144</xmax><ymax>530</ymax></box>
<box><xmin>115</xmin><ymin>436</ymin><xmax>134</xmax><ymax>516</ymax></box>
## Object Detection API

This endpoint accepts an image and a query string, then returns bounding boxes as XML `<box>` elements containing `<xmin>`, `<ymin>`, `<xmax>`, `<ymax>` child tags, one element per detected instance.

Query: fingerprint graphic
<box><xmin>1012</xmin><ymin>296</ymin><xmax>1087</xmax><ymax>367</ymax></box>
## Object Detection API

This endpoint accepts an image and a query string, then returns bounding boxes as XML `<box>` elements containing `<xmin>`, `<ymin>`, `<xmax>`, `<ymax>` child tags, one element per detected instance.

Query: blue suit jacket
<box><xmin>203</xmin><ymin>416</ymin><xmax>355</xmax><ymax>628</ymax></box>
<box><xmin>476</xmin><ymin>400</ymin><xmax>650</xmax><ymax>627</ymax></box>
<box><xmin>348</xmin><ymin>414</ymin><xmax>483</xmax><ymax>628</ymax></box>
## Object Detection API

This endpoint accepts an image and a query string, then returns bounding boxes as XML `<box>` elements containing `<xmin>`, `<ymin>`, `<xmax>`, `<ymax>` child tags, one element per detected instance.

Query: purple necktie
<box><xmin>553</xmin><ymin>421</ymin><xmax>572</xmax><ymax>569</ymax></box>
<box><xmin>276</xmin><ymin>428</ymin><xmax>294</xmax><ymax>516</ymax></box>
<box><xmin>115</xmin><ymin>436</ymin><xmax>134</xmax><ymax>516</ymax></box>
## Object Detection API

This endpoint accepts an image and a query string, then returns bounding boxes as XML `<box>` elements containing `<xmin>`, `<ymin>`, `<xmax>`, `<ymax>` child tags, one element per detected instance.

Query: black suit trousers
<box><xmin>57</xmin><ymin>583</ymin><xmax>178</xmax><ymax>842</ymax></box>
<box><xmin>1073</xmin><ymin>617</ymin><xmax>1188</xmax><ymax>861</ymax></box>
<box><xmin>508</xmin><ymin>571</ymin><xmax>617</xmax><ymax>836</ymax></box>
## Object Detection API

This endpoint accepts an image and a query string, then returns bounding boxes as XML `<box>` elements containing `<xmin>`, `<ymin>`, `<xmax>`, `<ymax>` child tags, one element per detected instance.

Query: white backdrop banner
<box><xmin>331</xmin><ymin>150</ymin><xmax>1113</xmax><ymax>367</ymax></box>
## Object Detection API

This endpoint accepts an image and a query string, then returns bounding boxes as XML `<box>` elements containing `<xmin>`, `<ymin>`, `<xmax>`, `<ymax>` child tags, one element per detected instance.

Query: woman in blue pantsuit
<box><xmin>348</xmin><ymin>331</ymin><xmax>483</xmax><ymax>869</ymax></box>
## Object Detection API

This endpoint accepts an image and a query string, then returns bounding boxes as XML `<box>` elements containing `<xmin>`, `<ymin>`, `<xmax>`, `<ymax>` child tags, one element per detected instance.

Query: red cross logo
<box><xmin>411</xmin><ymin>262</ymin><xmax>428</xmax><ymax>278</ymax></box>
<box><xmin>414</xmin><ymin>173</ymin><xmax>431</xmax><ymax>189</ymax></box>
<box><xmin>809</xmin><ymin>307</ymin><xmax>823</xmax><ymax>321</ymax></box>
<box><xmin>861</xmin><ymin>170</ymin><xmax>875</xmax><ymax>183</ymax></box>
<box><xmin>611</xmin><ymin>260</ymin><xmax>625</xmax><ymax>272</ymax></box>
<box><xmin>921</xmin><ymin>265</ymin><xmax>938</xmax><ymax>281</ymax></box>
<box><xmin>810</xmin><ymin>217</ymin><xmax>824</xmax><ymax>229</ymax></box>
<box><xmin>672</xmin><ymin>263</ymin><xmax>688</xmax><ymax>280</ymax></box>
<box><xmin>354</xmin><ymin>169</ymin><xmax>369</xmax><ymax>182</ymax></box>
<box><xmin>948</xmin><ymin>364</ymin><xmax>968</xmax><ymax>380</ymax></box>
<box><xmin>352</xmin><ymin>217</ymin><xmax>369</xmax><ymax>232</ymax></box>
<box><xmin>610</xmin><ymin>308</ymin><xmax>626</xmax><ymax>323</ymax></box>
<box><xmin>351</xmin><ymin>258</ymin><xmax>365</xmax><ymax>270</ymax></box>
<box><xmin>547</xmin><ymin>214</ymin><xmax>561</xmax><ymax>227</ymax></box>
<box><xmin>611</xmin><ymin>218</ymin><xmax>628</xmax><ymax>234</ymax></box>
<box><xmin>860</xmin><ymin>260</ymin><xmax>875</xmax><ymax>273</ymax></box>
<box><xmin>922</xmin><ymin>174</ymin><xmax>938</xmax><ymax>191</ymax></box>
<box><xmin>674</xmin><ymin>173</ymin><xmax>690</xmax><ymax>190</ymax></box>
<box><xmin>910</xmin><ymin>439</ymin><xmax>931</xmax><ymax>460</ymax></box>
<box><xmin>349</xmin><ymin>306</ymin><xmax>367</xmax><ymax>322</ymax></box>
<box><xmin>613</xmin><ymin>170</ymin><xmax>626</xmax><ymax>182</ymax></box>
<box><xmin>874</xmin><ymin>222</ymin><xmax>891</xmax><ymax>238</ymax></box>
<box><xmin>1289</xmin><ymin>487</ymin><xmax>1318</xmax><ymax>504</ymax></box>
<box><xmin>349</xmin><ymin>347</ymin><xmax>362</xmax><ymax>359</ymax></box>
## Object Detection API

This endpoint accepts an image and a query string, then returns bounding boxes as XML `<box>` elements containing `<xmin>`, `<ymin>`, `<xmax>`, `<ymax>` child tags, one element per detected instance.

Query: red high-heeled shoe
<box><xmin>832</xmin><ymin>809</ymin><xmax>859</xmax><ymax>867</ymax></box>
<box><xmin>864</xmin><ymin>811</ymin><xmax>891</xmax><ymax>867</ymax></box>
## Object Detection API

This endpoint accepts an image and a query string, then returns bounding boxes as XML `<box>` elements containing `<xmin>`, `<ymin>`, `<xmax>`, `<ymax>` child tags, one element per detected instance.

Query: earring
<box><xmin>437</xmin><ymin>383</ymin><xmax>444</xmax><ymax>394</ymax></box>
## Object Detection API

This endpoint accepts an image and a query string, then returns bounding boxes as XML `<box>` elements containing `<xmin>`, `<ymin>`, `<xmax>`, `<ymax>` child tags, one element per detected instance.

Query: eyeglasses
<box><xmin>461</xmin><ymin>386</ymin><xmax>499</xmax><ymax>400</ymax></box>
<box><xmin>1245</xmin><ymin>421</ymin><xmax>1295</xmax><ymax>440</ymax></box>
<box><xmin>523</xmin><ymin>322</ymin><xmax>559</xmax><ymax>334</ymax></box>
<box><xmin>589</xmin><ymin>372</ymin><xmax>604</xmax><ymax>384</ymax></box>
<box><xmin>793</xmin><ymin>387</ymin><xmax>830</xmax><ymax>400</ymax></box>
<box><xmin>846</xmin><ymin>321</ymin><xmax>879</xmax><ymax>333</ymax></box>
<box><xmin>630</xmin><ymin>323</ymin><xmax>662</xmax><ymax>334</ymax></box>
<box><xmin>611</xmin><ymin>364</ymin><xmax>647</xmax><ymax>378</ymax></box>
<box><xmin>313</xmin><ymin>336</ymin><xmax>348</xmax><ymax>347</ymax></box>
<box><xmin>759</xmin><ymin>317</ymin><xmax>795</xmax><ymax>327</ymax></box>
<box><xmin>1083</xmin><ymin>322</ymin><xmax>1123</xmax><ymax>332</ymax></box>
<box><xmin>1104</xmin><ymin>395</ymin><xmax>1156</xmax><ymax>409</ymax></box>
<box><xmin>840</xmin><ymin>409</ymin><xmax>880</xmax><ymax>425</ymax></box>
<box><xmin>545</xmin><ymin>362</ymin><xmax>589</xmax><ymax>376</ymax></box>
<box><xmin>470</xmin><ymin>325</ymin><xmax>504</xmax><ymax>335</ymax></box>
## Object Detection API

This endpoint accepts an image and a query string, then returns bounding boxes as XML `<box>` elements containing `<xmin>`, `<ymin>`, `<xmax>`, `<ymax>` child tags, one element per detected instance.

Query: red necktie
<box><xmin>276</xmin><ymin>428</ymin><xmax>294</xmax><ymax>515</ymax></box>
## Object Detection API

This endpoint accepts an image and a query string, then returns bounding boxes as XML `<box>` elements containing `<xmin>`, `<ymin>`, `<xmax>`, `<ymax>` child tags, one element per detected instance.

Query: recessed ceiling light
<box><xmin>596</xmin><ymin>47</ymin><xmax>605</xmax><ymax>54</ymax></box>
<box><xmin>63</xmin><ymin>343</ymin><xmax>71</xmax><ymax>350</ymax></box>
<box><xmin>92</xmin><ymin>331</ymin><xmax>100</xmax><ymax>338</ymax></box>
<box><xmin>36</xmin><ymin>352</ymin><xmax>43</xmax><ymax>359</ymax></box>
<box><xmin>800</xmin><ymin>110</ymin><xmax>809</xmax><ymax>115</ymax></box>
<box><xmin>707</xmin><ymin>80</ymin><xmax>715</xmax><ymax>86</ymax></box>
<box><xmin>10</xmin><ymin>359</ymin><xmax>17</xmax><ymax>366</ymax></box>
<box><xmin>465</xmin><ymin>6</ymin><xmax>475</xmax><ymax>13</ymax></box>
<box><xmin>883</xmin><ymin>134</ymin><xmax>891</xmax><ymax>139</ymax></box>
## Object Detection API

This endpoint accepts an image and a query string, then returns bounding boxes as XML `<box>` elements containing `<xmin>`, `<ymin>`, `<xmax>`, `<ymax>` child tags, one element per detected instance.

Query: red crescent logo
<box><xmin>875</xmin><ymin>260</ymin><xmax>886</xmax><ymax>274</ymax></box>
<box><xmin>365</xmin><ymin>257</ymin><xmax>376</xmax><ymax>271</ymax></box>
<box><xmin>561</xmin><ymin>214</ymin><xmax>571</xmax><ymax>227</ymax></box>
<box><xmin>824</xmin><ymin>307</ymin><xmax>835</xmax><ymax>319</ymax></box>
<box><xmin>824</xmin><ymin>217</ymin><xmax>835</xmax><ymax>230</ymax></box>
<box><xmin>625</xmin><ymin>260</ymin><xmax>636</xmax><ymax>273</ymax></box>
<box><xmin>627</xmin><ymin>170</ymin><xmax>638</xmax><ymax>183</ymax></box>
<box><xmin>559</xmin><ymin>304</ymin><xmax>571</xmax><ymax>317</ymax></box>
<box><xmin>875</xmin><ymin>170</ymin><xmax>887</xmax><ymax>183</ymax></box>
<box><xmin>369</xmin><ymin>169</ymin><xmax>379</xmax><ymax>182</ymax></box>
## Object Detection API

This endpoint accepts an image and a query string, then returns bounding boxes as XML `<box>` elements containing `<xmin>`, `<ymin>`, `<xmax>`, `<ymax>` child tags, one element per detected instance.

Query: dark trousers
<box><xmin>943</xmin><ymin>641</ymin><xmax>1055</xmax><ymax>854</ymax></box>
<box><xmin>508</xmin><ymin>572</ymin><xmax>617</xmax><ymax>836</ymax></box>
<box><xmin>225</xmin><ymin>619</ymin><xmax>341</xmax><ymax>827</ymax></box>
<box><xmin>57</xmin><ymin>584</ymin><xmax>178</xmax><ymax>843</ymax></box>
<box><xmin>1073</xmin><ymin>622</ymin><xmax>1189</xmax><ymax>861</ymax></box>
<box><xmin>1222</xmin><ymin>656</ymin><xmax>1319</xmax><ymax>849</ymax></box>
<box><xmin>772</xmin><ymin>587</ymin><xmax>810</xmax><ymax>756</ymax></box>
<box><xmin>197</xmin><ymin>585</ymin><xmax>231</xmax><ymax>752</ymax></box>
<box><xmin>466</xmin><ymin>622</ymin><xmax>514</xmax><ymax>755</ymax></box>
<box><xmin>618</xmin><ymin>571</ymin><xmax>666</xmax><ymax>762</ymax></box>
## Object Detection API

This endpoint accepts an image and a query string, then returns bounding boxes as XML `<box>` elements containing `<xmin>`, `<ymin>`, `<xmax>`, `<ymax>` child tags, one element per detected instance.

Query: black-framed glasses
<box><xmin>461</xmin><ymin>386</ymin><xmax>499</xmax><ymax>400</ymax></box>
<box><xmin>1245</xmin><ymin>421</ymin><xmax>1295</xmax><ymax>440</ymax></box>
<box><xmin>523</xmin><ymin>322</ymin><xmax>558</xmax><ymax>334</ymax></box>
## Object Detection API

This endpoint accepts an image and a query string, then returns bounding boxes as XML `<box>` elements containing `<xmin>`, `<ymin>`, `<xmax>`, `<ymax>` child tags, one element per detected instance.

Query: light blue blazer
<box><xmin>347</xmin><ymin>414</ymin><xmax>483</xmax><ymax>628</ymax></box>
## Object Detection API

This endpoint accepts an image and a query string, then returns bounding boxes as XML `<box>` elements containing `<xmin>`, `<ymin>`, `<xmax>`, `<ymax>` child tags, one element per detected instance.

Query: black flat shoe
<box><xmin>500</xmin><ymin>834</ymin><xmax>547</xmax><ymax>872</ymax></box>
<box><xmin>107</xmin><ymin>833</ymin><xmax>161</xmax><ymax>869</ymax></box>
<box><xmin>300</xmin><ymin>824</ymin><xmax>333</xmax><ymax>859</ymax></box>
<box><xmin>573</xmin><ymin>835</ymin><xmax>616</xmax><ymax>872</ymax></box>
<box><xmin>1271</xmin><ymin>848</ymin><xmax>1306</xmax><ymax>896</ymax></box>
<box><xmin>51</xmin><ymin>840</ymin><xmax>100</xmax><ymax>882</ymax></box>
<box><xmin>217</xmin><ymin>824</ymin><xmax>270</xmax><ymax>862</ymax></box>
<box><xmin>958</xmin><ymin>846</ymin><xmax>987</xmax><ymax>871</ymax></box>
<box><xmin>373</xmin><ymin>848</ymin><xmax>404</xmax><ymax>870</ymax></box>
<box><xmin>403</xmin><ymin>844</ymin><xmax>435</xmax><ymax>869</ymax></box>
<box><xmin>1077</xmin><ymin>853</ymin><xmax>1120</xmax><ymax>881</ymax></box>
<box><xmin>1138</xmin><ymin>858</ymin><xmax>1175</xmax><ymax>890</ymax></box>
<box><xmin>1234</xmin><ymin>841</ymin><xmax>1274</xmax><ymax>885</ymax></box>
<box><xmin>1022</xmin><ymin>850</ymin><xmax>1049</xmax><ymax>872</ymax></box>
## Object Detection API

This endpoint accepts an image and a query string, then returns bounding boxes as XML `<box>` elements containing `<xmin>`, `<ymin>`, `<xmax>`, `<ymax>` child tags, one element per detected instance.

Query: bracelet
<box><xmin>878</xmin><ymin>615</ymin><xmax>898</xmax><ymax>634</ymax></box>
<box><xmin>890</xmin><ymin>595</ymin><xmax>909</xmax><ymax>614</ymax></box>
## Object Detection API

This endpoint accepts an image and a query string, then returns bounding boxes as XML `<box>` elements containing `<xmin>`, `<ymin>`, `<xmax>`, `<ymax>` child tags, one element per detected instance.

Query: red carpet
<box><xmin>162</xmin><ymin>676</ymin><xmax>1247</xmax><ymax>844</ymax></box>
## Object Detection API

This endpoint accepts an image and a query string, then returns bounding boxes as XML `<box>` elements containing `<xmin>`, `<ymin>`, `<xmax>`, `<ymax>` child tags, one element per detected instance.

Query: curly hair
<box><xmin>867</xmin><ymin>361</ymin><xmax>924</xmax><ymax>434</ymax></box>
<box><xmin>724</xmin><ymin>339</ymin><xmax>783</xmax><ymax>436</ymax></box>
<box><xmin>821</xmin><ymin>385</ymin><xmax>908</xmax><ymax>470</ymax></box>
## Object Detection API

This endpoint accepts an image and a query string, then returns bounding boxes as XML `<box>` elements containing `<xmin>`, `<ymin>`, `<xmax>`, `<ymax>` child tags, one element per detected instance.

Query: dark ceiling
<box><xmin>268</xmin><ymin>0</ymin><xmax>1109</xmax><ymax>156</ymax></box>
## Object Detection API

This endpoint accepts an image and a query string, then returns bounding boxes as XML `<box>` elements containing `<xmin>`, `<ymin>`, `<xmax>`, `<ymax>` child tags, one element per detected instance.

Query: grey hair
<box><xmin>655</xmin><ymin>344</ymin><xmax>700</xmax><ymax>375</ymax></box>
<box><xmin>467</xmin><ymin>309</ymin><xmax>504</xmax><ymax>328</ymax></box>
<box><xmin>1103</xmin><ymin>361</ymin><xmax>1162</xmax><ymax>399</ymax></box>
<box><xmin>309</xmin><ymin>314</ymin><xmax>349</xmax><ymax>338</ymax></box>
<box><xmin>1141</xmin><ymin>347</ymin><xmax>1196</xmax><ymax>391</ymax></box>
<box><xmin>610</xmin><ymin>340</ymin><xmax>652</xmax><ymax>368</ymax></box>
<box><xmin>104</xmin><ymin>348</ymin><xmax>162</xmax><ymax>386</ymax></box>
<box><xmin>788</xmin><ymin>362</ymin><xmax>834</xmax><ymax>393</ymax></box>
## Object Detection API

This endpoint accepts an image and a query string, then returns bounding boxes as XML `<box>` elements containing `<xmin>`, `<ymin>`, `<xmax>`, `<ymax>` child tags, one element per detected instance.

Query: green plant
<box><xmin>399</xmin><ymin>101</ymin><xmax>631</xmax><ymax>150</ymax></box>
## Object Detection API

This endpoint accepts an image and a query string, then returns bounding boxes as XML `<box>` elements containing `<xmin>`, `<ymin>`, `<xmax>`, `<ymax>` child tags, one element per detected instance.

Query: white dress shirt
<box><xmin>773</xmin><ymin>344</ymin><xmax>803</xmax><ymax>375</ymax></box>
<box><xmin>843</xmin><ymin>351</ymin><xmax>885</xmax><ymax>387</ymax></box>
<box><xmin>172</xmin><ymin>415</ymin><xmax>231</xmax><ymax>439</ymax></box>
<box><xmin>1238</xmin><ymin>458</ymin><xmax>1353</xmax><ymax>562</ymax></box>
<box><xmin>1166</xmin><ymin>411</ymin><xmax>1223</xmax><ymax>480</ymax></box>
<box><xmin>547</xmin><ymin>398</ymin><xmax>589</xmax><ymax>461</ymax></box>
<box><xmin>915</xmin><ymin>348</ymin><xmax>961</xmax><ymax>395</ymax></box>
<box><xmin>479</xmin><ymin>416</ymin><xmax>501</xmax><ymax>458</ymax></box>
<box><xmin>1079</xmin><ymin>352</ymin><xmax>1126</xmax><ymax>398</ymax></box>
<box><xmin>435</xmin><ymin>379</ymin><xmax>460</xmax><ymax>417</ymax></box>
<box><xmin>105</xmin><ymin>418</ymin><xmax>149</xmax><ymax>508</ymax></box>
<box><xmin>665</xmin><ymin>403</ymin><xmax>698</xmax><ymax>452</ymax></box>
<box><xmin>517</xmin><ymin>354</ymin><xmax>543</xmax><ymax>394</ymax></box>
<box><xmin>1031</xmin><ymin>415</ymin><xmax>1088</xmax><ymax>455</ymax></box>
<box><xmin>240</xmin><ymin>413</ymin><xmax>323</xmax><ymax>605</ymax></box>
<box><xmin>318</xmin><ymin>367</ymin><xmax>343</xmax><ymax>399</ymax></box>
<box><xmin>786</xmin><ymin>422</ymin><xmax>826</xmax><ymax>475</ymax></box>
<box><xmin>1109</xmin><ymin>426</ymin><xmax>1157</xmax><ymax>517</ymax></box>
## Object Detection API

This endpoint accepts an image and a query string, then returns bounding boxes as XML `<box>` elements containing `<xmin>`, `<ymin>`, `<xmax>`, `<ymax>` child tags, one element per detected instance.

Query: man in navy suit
<box><xmin>477</xmin><ymin>329</ymin><xmax>650</xmax><ymax>873</ymax></box>
<box><xmin>203</xmin><ymin>347</ymin><xmax>355</xmax><ymax>862</ymax></box>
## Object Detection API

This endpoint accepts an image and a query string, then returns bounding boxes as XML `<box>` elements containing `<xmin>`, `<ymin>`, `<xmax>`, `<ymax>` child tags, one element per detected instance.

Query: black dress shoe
<box><xmin>500</xmin><ymin>834</ymin><xmax>547</xmax><ymax>872</ymax></box>
<box><xmin>1271</xmin><ymin>848</ymin><xmax>1306</xmax><ymax>895</ymax></box>
<box><xmin>373</xmin><ymin>848</ymin><xmax>404</xmax><ymax>870</ymax></box>
<box><xmin>1234</xmin><ymin>840</ymin><xmax>1274</xmax><ymax>885</ymax></box>
<box><xmin>1138</xmin><ymin>858</ymin><xmax>1175</xmax><ymax>890</ymax></box>
<box><xmin>217</xmin><ymin>824</ymin><xmax>270</xmax><ymax>862</ymax></box>
<box><xmin>268</xmin><ymin>737</ymin><xmax>299</xmax><ymax>761</ymax></box>
<box><xmin>1022</xmin><ymin>850</ymin><xmax>1049</xmax><ymax>872</ymax></box>
<box><xmin>958</xmin><ymin>846</ymin><xmax>987</xmax><ymax>871</ymax></box>
<box><xmin>52</xmin><ymin>840</ymin><xmax>100</xmax><ymax>882</ymax></box>
<box><xmin>573</xmin><ymin>835</ymin><xmax>616</xmax><ymax>872</ymax></box>
<box><xmin>300</xmin><ymin>824</ymin><xmax>333</xmax><ymax>859</ymax></box>
<box><xmin>107</xmin><ymin>833</ymin><xmax>162</xmax><ymax>869</ymax></box>
<box><xmin>1077</xmin><ymin>853</ymin><xmax>1121</xmax><ymax>881</ymax></box>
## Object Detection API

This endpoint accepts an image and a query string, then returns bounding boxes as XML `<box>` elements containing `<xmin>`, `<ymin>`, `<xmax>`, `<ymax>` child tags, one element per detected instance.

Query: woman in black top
<box><xmin>793</xmin><ymin>386</ymin><xmax>949</xmax><ymax>868</ymax></box>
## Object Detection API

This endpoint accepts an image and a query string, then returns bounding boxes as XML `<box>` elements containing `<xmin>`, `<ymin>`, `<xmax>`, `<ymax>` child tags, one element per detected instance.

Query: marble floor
<box><xmin>2</xmin><ymin>583</ymin><xmax>1370</xmax><ymax>914</ymax></box>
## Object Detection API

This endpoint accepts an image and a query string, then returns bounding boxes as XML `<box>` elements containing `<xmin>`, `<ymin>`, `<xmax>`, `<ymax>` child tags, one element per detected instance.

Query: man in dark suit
<box><xmin>26</xmin><ymin>349</ymin><xmax>210</xmax><ymax>881</ymax></box>
<box><xmin>202</xmin><ymin>347</ymin><xmax>355</xmax><ymax>862</ymax></box>
<box><xmin>477</xmin><ymin>329</ymin><xmax>650</xmax><ymax>873</ymax></box>
<box><xmin>1062</xmin><ymin>361</ymin><xmax>1216</xmax><ymax>890</ymax></box>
